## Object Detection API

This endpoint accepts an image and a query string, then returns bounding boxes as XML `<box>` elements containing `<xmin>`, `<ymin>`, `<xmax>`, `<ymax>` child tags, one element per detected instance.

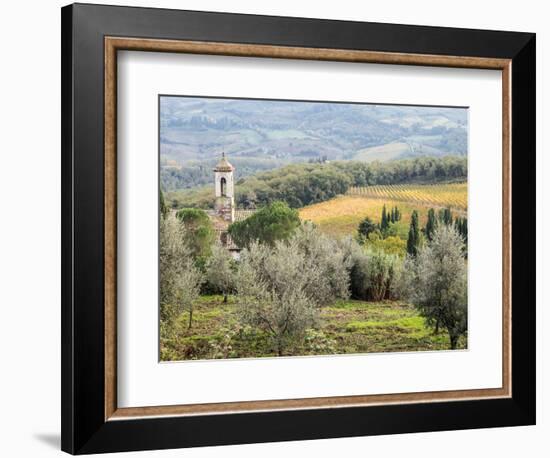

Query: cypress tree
<box><xmin>393</xmin><ymin>207</ymin><xmax>398</xmax><ymax>223</ymax></box>
<box><xmin>455</xmin><ymin>218</ymin><xmax>462</xmax><ymax>236</ymax></box>
<box><xmin>445</xmin><ymin>208</ymin><xmax>453</xmax><ymax>226</ymax></box>
<box><xmin>425</xmin><ymin>208</ymin><xmax>437</xmax><ymax>241</ymax></box>
<box><xmin>438</xmin><ymin>208</ymin><xmax>445</xmax><ymax>224</ymax></box>
<box><xmin>455</xmin><ymin>217</ymin><xmax>468</xmax><ymax>243</ymax></box>
<box><xmin>453</xmin><ymin>216</ymin><xmax>468</xmax><ymax>258</ymax></box>
<box><xmin>160</xmin><ymin>188</ymin><xmax>168</xmax><ymax>219</ymax></box>
<box><xmin>381</xmin><ymin>204</ymin><xmax>389</xmax><ymax>231</ymax></box>
<box><xmin>407</xmin><ymin>210</ymin><xmax>420</xmax><ymax>256</ymax></box>
<box><xmin>438</xmin><ymin>207</ymin><xmax>453</xmax><ymax>226</ymax></box>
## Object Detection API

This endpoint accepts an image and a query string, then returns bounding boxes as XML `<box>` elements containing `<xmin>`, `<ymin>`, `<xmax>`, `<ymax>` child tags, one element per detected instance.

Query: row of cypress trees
<box><xmin>380</xmin><ymin>204</ymin><xmax>402</xmax><ymax>231</ymax></box>
<box><xmin>357</xmin><ymin>203</ymin><xmax>467</xmax><ymax>257</ymax></box>
<box><xmin>407</xmin><ymin>207</ymin><xmax>468</xmax><ymax>257</ymax></box>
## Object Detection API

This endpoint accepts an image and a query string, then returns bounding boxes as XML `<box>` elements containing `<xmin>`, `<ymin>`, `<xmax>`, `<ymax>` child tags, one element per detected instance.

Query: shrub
<box><xmin>364</xmin><ymin>249</ymin><xmax>401</xmax><ymax>301</ymax></box>
<box><xmin>337</xmin><ymin>237</ymin><xmax>402</xmax><ymax>301</ymax></box>
<box><xmin>337</xmin><ymin>237</ymin><xmax>370</xmax><ymax>300</ymax></box>
<box><xmin>366</xmin><ymin>235</ymin><xmax>407</xmax><ymax>257</ymax></box>
<box><xmin>358</xmin><ymin>216</ymin><xmax>377</xmax><ymax>239</ymax></box>
<box><xmin>204</xmin><ymin>243</ymin><xmax>236</xmax><ymax>302</ymax></box>
<box><xmin>292</xmin><ymin>223</ymin><xmax>350</xmax><ymax>306</ymax></box>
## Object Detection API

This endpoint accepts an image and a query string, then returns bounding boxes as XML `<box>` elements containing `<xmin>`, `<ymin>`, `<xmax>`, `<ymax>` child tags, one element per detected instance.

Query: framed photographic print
<box><xmin>61</xmin><ymin>3</ymin><xmax>536</xmax><ymax>454</ymax></box>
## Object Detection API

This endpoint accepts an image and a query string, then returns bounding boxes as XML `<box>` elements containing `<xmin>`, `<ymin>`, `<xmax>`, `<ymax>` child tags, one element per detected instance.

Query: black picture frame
<box><xmin>61</xmin><ymin>3</ymin><xmax>536</xmax><ymax>454</ymax></box>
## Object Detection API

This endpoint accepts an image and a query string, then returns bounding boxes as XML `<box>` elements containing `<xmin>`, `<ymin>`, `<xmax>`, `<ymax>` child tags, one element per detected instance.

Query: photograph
<box><xmin>46</xmin><ymin>1</ymin><xmax>539</xmax><ymax>454</ymax></box>
<box><xmin>159</xmin><ymin>95</ymin><xmax>469</xmax><ymax>361</ymax></box>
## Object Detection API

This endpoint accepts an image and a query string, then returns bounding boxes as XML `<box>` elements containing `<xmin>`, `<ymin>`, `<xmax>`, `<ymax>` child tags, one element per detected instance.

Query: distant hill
<box><xmin>160</xmin><ymin>96</ymin><xmax>468</xmax><ymax>191</ymax></box>
<box><xmin>353</xmin><ymin>142</ymin><xmax>412</xmax><ymax>162</ymax></box>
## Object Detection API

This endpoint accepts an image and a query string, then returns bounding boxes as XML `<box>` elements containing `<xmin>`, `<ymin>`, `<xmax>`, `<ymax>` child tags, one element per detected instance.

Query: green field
<box><xmin>160</xmin><ymin>295</ymin><xmax>465</xmax><ymax>361</ymax></box>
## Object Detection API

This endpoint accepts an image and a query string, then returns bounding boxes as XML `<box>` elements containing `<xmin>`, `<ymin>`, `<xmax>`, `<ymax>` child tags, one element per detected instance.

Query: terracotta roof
<box><xmin>213</xmin><ymin>153</ymin><xmax>234</xmax><ymax>172</ymax></box>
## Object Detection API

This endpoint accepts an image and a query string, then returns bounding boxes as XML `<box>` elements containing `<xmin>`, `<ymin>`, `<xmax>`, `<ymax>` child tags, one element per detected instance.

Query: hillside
<box><xmin>299</xmin><ymin>183</ymin><xmax>467</xmax><ymax>238</ymax></box>
<box><xmin>353</xmin><ymin>142</ymin><xmax>412</xmax><ymax>162</ymax></box>
<box><xmin>160</xmin><ymin>96</ymin><xmax>468</xmax><ymax>190</ymax></box>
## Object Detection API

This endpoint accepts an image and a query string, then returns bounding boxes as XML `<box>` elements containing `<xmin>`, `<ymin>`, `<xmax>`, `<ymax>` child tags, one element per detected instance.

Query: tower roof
<box><xmin>213</xmin><ymin>152</ymin><xmax>234</xmax><ymax>172</ymax></box>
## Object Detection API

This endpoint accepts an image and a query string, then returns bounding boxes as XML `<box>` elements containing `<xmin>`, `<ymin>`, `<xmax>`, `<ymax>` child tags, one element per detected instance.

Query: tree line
<box><xmin>161</xmin><ymin>156</ymin><xmax>285</xmax><ymax>191</ymax></box>
<box><xmin>236</xmin><ymin>156</ymin><xmax>467</xmax><ymax>209</ymax></box>
<box><xmin>166</xmin><ymin>156</ymin><xmax>468</xmax><ymax>210</ymax></box>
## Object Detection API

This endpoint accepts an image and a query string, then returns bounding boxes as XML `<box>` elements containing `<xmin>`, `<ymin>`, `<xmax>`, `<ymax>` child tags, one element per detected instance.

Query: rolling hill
<box><xmin>160</xmin><ymin>96</ymin><xmax>468</xmax><ymax>191</ymax></box>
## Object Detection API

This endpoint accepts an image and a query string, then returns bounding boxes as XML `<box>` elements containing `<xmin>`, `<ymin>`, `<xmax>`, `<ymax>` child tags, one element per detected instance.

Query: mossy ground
<box><xmin>160</xmin><ymin>295</ymin><xmax>466</xmax><ymax>361</ymax></box>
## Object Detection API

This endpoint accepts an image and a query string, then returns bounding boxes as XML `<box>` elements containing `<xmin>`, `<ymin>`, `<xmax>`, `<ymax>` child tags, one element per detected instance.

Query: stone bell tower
<box><xmin>213</xmin><ymin>152</ymin><xmax>235</xmax><ymax>223</ymax></box>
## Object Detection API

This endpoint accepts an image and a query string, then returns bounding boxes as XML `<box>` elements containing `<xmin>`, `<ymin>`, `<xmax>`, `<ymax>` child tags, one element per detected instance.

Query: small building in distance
<box><xmin>213</xmin><ymin>152</ymin><xmax>235</xmax><ymax>223</ymax></box>
<box><xmin>208</xmin><ymin>153</ymin><xmax>255</xmax><ymax>259</ymax></box>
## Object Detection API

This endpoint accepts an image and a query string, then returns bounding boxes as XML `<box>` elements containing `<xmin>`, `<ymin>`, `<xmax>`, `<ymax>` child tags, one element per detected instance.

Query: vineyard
<box><xmin>300</xmin><ymin>182</ymin><xmax>467</xmax><ymax>238</ymax></box>
<box><xmin>347</xmin><ymin>182</ymin><xmax>468</xmax><ymax>211</ymax></box>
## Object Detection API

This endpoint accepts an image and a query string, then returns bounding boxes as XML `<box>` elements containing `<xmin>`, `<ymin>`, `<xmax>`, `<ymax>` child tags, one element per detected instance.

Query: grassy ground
<box><xmin>160</xmin><ymin>295</ymin><xmax>465</xmax><ymax>362</ymax></box>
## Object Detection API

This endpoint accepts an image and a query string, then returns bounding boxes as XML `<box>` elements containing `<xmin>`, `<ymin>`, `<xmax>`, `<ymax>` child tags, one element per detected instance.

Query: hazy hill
<box><xmin>160</xmin><ymin>96</ymin><xmax>467</xmax><ymax>191</ymax></box>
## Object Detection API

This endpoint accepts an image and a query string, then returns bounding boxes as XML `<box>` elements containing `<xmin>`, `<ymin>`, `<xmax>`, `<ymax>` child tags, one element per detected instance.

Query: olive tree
<box><xmin>160</xmin><ymin>213</ymin><xmax>203</xmax><ymax>329</ymax></box>
<box><xmin>337</xmin><ymin>237</ymin><xmax>402</xmax><ymax>302</ymax></box>
<box><xmin>235</xmin><ymin>240</ymin><xmax>318</xmax><ymax>356</ymax></box>
<box><xmin>336</xmin><ymin>236</ymin><xmax>370</xmax><ymax>300</ymax></box>
<box><xmin>364</xmin><ymin>248</ymin><xmax>402</xmax><ymax>301</ymax></box>
<box><xmin>235</xmin><ymin>225</ymin><xmax>350</xmax><ymax>355</ymax></box>
<box><xmin>205</xmin><ymin>243</ymin><xmax>236</xmax><ymax>303</ymax></box>
<box><xmin>292</xmin><ymin>223</ymin><xmax>350</xmax><ymax>306</ymax></box>
<box><xmin>403</xmin><ymin>225</ymin><xmax>467</xmax><ymax>349</ymax></box>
